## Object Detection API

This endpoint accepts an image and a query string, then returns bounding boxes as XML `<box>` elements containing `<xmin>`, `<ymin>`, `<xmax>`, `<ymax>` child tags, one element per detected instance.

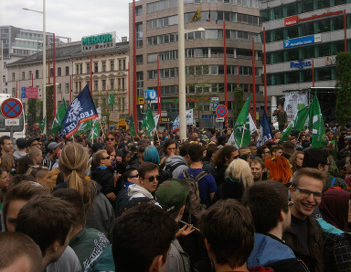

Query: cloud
<box><xmin>0</xmin><ymin>0</ymin><xmax>130</xmax><ymax>42</ymax></box>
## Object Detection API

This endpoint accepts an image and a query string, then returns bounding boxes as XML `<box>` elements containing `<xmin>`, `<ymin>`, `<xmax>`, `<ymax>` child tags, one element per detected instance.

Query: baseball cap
<box><xmin>155</xmin><ymin>179</ymin><xmax>190</xmax><ymax>214</ymax></box>
<box><xmin>47</xmin><ymin>142</ymin><xmax>61</xmax><ymax>152</ymax></box>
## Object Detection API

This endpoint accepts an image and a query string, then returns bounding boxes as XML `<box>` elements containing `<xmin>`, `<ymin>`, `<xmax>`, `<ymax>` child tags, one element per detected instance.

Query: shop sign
<box><xmin>283</xmin><ymin>34</ymin><xmax>321</xmax><ymax>48</ymax></box>
<box><xmin>81</xmin><ymin>32</ymin><xmax>116</xmax><ymax>52</ymax></box>
<box><xmin>290</xmin><ymin>59</ymin><xmax>312</xmax><ymax>69</ymax></box>
<box><xmin>284</xmin><ymin>16</ymin><xmax>299</xmax><ymax>26</ymax></box>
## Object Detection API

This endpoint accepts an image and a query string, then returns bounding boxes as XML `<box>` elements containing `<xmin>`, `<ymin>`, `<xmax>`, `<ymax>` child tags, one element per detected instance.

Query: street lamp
<box><xmin>23</xmin><ymin>0</ymin><xmax>46</xmax><ymax>134</ymax></box>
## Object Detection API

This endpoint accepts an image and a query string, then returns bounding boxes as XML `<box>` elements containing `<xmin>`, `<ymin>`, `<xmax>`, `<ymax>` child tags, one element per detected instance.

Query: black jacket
<box><xmin>90</xmin><ymin>167</ymin><xmax>115</xmax><ymax>195</ymax></box>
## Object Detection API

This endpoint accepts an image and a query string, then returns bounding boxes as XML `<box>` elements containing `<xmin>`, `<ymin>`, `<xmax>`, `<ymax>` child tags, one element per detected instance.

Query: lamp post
<box><xmin>178</xmin><ymin>0</ymin><xmax>204</xmax><ymax>141</ymax></box>
<box><xmin>23</xmin><ymin>0</ymin><xmax>46</xmax><ymax>134</ymax></box>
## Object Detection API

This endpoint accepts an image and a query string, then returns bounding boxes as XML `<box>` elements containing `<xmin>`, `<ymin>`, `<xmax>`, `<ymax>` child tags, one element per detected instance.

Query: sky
<box><xmin>0</xmin><ymin>0</ymin><xmax>131</xmax><ymax>42</ymax></box>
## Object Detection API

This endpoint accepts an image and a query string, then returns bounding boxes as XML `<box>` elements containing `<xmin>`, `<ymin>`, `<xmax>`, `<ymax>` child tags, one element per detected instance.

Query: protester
<box><xmin>289</xmin><ymin>151</ymin><xmax>304</xmax><ymax>173</ymax></box>
<box><xmin>250</xmin><ymin>158</ymin><xmax>266</xmax><ymax>182</ymax></box>
<box><xmin>243</xmin><ymin>181</ymin><xmax>308</xmax><ymax>272</ymax></box>
<box><xmin>112</xmin><ymin>203</ymin><xmax>178</xmax><ymax>272</ymax></box>
<box><xmin>162</xmin><ymin>142</ymin><xmax>189</xmax><ymax>180</ymax></box>
<box><xmin>43</xmin><ymin>142</ymin><xmax>61</xmax><ymax>170</ymax></box>
<box><xmin>178</xmin><ymin>143</ymin><xmax>217</xmax><ymax>207</ymax></box>
<box><xmin>0</xmin><ymin>135</ymin><xmax>13</xmax><ymax>156</ymax></box>
<box><xmin>283</xmin><ymin>168</ymin><xmax>325</xmax><ymax>272</ymax></box>
<box><xmin>0</xmin><ymin>232</ymin><xmax>43</xmax><ymax>272</ymax></box>
<box><xmin>199</xmin><ymin>199</ymin><xmax>274</xmax><ymax>272</ymax></box>
<box><xmin>53</xmin><ymin>188</ymin><xmax>115</xmax><ymax>271</ymax></box>
<box><xmin>216</xmin><ymin>158</ymin><xmax>253</xmax><ymax>201</ymax></box>
<box><xmin>91</xmin><ymin>149</ymin><xmax>117</xmax><ymax>202</ymax></box>
<box><xmin>212</xmin><ymin>145</ymin><xmax>239</xmax><ymax>187</ymax></box>
<box><xmin>273</xmin><ymin>104</ymin><xmax>288</xmax><ymax>131</ymax></box>
<box><xmin>16</xmin><ymin>194</ymin><xmax>82</xmax><ymax>272</ymax></box>
<box><xmin>155</xmin><ymin>179</ymin><xmax>194</xmax><ymax>272</ymax></box>
<box><xmin>55</xmin><ymin>143</ymin><xmax>115</xmax><ymax>239</ymax></box>
<box><xmin>13</xmin><ymin>138</ymin><xmax>27</xmax><ymax>162</ymax></box>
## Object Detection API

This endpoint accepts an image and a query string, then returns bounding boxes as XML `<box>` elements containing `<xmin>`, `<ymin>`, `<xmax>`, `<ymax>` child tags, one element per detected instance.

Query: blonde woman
<box><xmin>55</xmin><ymin>143</ymin><xmax>115</xmax><ymax>239</ymax></box>
<box><xmin>216</xmin><ymin>158</ymin><xmax>254</xmax><ymax>201</ymax></box>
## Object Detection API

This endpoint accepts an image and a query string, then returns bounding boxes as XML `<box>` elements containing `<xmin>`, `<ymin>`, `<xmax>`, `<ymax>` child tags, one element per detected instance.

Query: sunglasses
<box><xmin>288</xmin><ymin>201</ymin><xmax>294</xmax><ymax>207</ymax></box>
<box><xmin>106</xmin><ymin>138</ymin><xmax>115</xmax><ymax>141</ymax></box>
<box><xmin>103</xmin><ymin>155</ymin><xmax>110</xmax><ymax>160</ymax></box>
<box><xmin>129</xmin><ymin>174</ymin><xmax>139</xmax><ymax>178</ymax></box>
<box><xmin>147</xmin><ymin>175</ymin><xmax>160</xmax><ymax>182</ymax></box>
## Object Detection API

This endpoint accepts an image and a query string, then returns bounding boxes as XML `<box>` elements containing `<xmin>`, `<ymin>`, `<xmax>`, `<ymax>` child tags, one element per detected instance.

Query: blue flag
<box><xmin>61</xmin><ymin>85</ymin><xmax>98</xmax><ymax>138</ymax></box>
<box><xmin>257</xmin><ymin>110</ymin><xmax>273</xmax><ymax>147</ymax></box>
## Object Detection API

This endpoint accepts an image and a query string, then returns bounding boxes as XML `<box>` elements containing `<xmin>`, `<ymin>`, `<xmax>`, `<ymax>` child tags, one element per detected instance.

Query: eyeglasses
<box><xmin>129</xmin><ymin>174</ymin><xmax>139</xmax><ymax>178</ymax></box>
<box><xmin>103</xmin><ymin>155</ymin><xmax>110</xmax><ymax>160</ymax></box>
<box><xmin>293</xmin><ymin>186</ymin><xmax>322</xmax><ymax>199</ymax></box>
<box><xmin>288</xmin><ymin>201</ymin><xmax>294</xmax><ymax>207</ymax></box>
<box><xmin>106</xmin><ymin>138</ymin><xmax>115</xmax><ymax>141</ymax></box>
<box><xmin>147</xmin><ymin>175</ymin><xmax>160</xmax><ymax>182</ymax></box>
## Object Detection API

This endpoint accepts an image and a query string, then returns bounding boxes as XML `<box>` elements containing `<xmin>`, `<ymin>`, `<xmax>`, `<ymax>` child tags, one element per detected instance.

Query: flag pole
<box><xmin>240</xmin><ymin>123</ymin><xmax>246</xmax><ymax>147</ymax></box>
<box><xmin>224</xmin><ymin>20</ymin><xmax>228</xmax><ymax>128</ymax></box>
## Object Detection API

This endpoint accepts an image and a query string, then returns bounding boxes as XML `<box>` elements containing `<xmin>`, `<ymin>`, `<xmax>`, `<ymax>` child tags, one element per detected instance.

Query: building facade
<box><xmin>261</xmin><ymin>0</ymin><xmax>351</xmax><ymax>119</ymax></box>
<box><xmin>129</xmin><ymin>0</ymin><xmax>264</xmax><ymax>128</ymax></box>
<box><xmin>0</xmin><ymin>26</ymin><xmax>70</xmax><ymax>94</ymax></box>
<box><xmin>6</xmin><ymin>35</ymin><xmax>129</xmax><ymax>127</ymax></box>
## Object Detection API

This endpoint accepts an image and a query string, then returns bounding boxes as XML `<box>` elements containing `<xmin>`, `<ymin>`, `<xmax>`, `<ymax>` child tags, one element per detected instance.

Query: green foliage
<box><xmin>233</xmin><ymin>87</ymin><xmax>244</xmax><ymax>123</ymax></box>
<box><xmin>336</xmin><ymin>52</ymin><xmax>351</xmax><ymax>127</ymax></box>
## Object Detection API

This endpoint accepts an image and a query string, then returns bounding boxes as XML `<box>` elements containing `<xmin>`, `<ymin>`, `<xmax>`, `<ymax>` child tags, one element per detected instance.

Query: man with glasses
<box><xmin>243</xmin><ymin>181</ymin><xmax>308</xmax><ymax>272</ymax></box>
<box><xmin>283</xmin><ymin>168</ymin><xmax>325</xmax><ymax>272</ymax></box>
<box><xmin>127</xmin><ymin>162</ymin><xmax>159</xmax><ymax>202</ymax></box>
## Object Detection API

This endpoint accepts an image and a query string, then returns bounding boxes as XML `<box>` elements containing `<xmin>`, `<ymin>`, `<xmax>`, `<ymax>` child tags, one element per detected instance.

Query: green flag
<box><xmin>108</xmin><ymin>94</ymin><xmax>115</xmax><ymax>106</ymax></box>
<box><xmin>39</xmin><ymin>117</ymin><xmax>46</xmax><ymax>131</ymax></box>
<box><xmin>229</xmin><ymin>96</ymin><xmax>251</xmax><ymax>148</ymax></box>
<box><xmin>129</xmin><ymin>115</ymin><xmax>136</xmax><ymax>137</ymax></box>
<box><xmin>308</xmin><ymin>97</ymin><xmax>314</xmax><ymax>129</ymax></box>
<box><xmin>89</xmin><ymin>121</ymin><xmax>100</xmax><ymax>142</ymax></box>
<box><xmin>142</xmin><ymin>106</ymin><xmax>155</xmax><ymax>138</ymax></box>
<box><xmin>311</xmin><ymin>92</ymin><xmax>327</xmax><ymax>148</ymax></box>
<box><xmin>281</xmin><ymin>122</ymin><xmax>293</xmax><ymax>141</ymax></box>
<box><xmin>75</xmin><ymin>120</ymin><xmax>93</xmax><ymax>135</ymax></box>
<box><xmin>293</xmin><ymin>105</ymin><xmax>309</xmax><ymax>131</ymax></box>
<box><xmin>51</xmin><ymin>100</ymin><xmax>67</xmax><ymax>135</ymax></box>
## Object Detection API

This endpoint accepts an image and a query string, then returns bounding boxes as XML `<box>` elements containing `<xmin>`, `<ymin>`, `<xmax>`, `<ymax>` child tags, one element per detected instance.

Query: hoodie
<box><xmin>248</xmin><ymin>233</ymin><xmax>296</xmax><ymax>268</ymax></box>
<box><xmin>163</xmin><ymin>155</ymin><xmax>188</xmax><ymax>179</ymax></box>
<box><xmin>127</xmin><ymin>184</ymin><xmax>154</xmax><ymax>200</ymax></box>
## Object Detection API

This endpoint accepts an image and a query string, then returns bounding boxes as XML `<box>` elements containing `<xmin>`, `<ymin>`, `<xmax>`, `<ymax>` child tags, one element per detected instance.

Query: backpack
<box><xmin>182</xmin><ymin>169</ymin><xmax>208</xmax><ymax>223</ymax></box>
<box><xmin>159</xmin><ymin>161</ymin><xmax>187</xmax><ymax>183</ymax></box>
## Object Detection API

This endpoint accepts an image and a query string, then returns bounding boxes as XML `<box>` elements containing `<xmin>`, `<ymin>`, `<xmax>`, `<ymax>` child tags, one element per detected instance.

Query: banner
<box><xmin>51</xmin><ymin>100</ymin><xmax>67</xmax><ymax>135</ymax></box>
<box><xmin>283</xmin><ymin>91</ymin><xmax>308</xmax><ymax>121</ymax></box>
<box><xmin>256</xmin><ymin>111</ymin><xmax>273</xmax><ymax>147</ymax></box>
<box><xmin>61</xmin><ymin>85</ymin><xmax>98</xmax><ymax>138</ymax></box>
<box><xmin>171</xmin><ymin>109</ymin><xmax>194</xmax><ymax>131</ymax></box>
<box><xmin>227</xmin><ymin>96</ymin><xmax>251</xmax><ymax>148</ymax></box>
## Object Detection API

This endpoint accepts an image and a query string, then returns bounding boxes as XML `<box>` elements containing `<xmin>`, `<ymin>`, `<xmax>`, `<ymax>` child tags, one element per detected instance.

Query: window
<box><xmin>28</xmin><ymin>71</ymin><xmax>32</xmax><ymax>80</ymax></box>
<box><xmin>65</xmin><ymin>66</ymin><xmax>69</xmax><ymax>76</ymax></box>
<box><xmin>12</xmin><ymin>72</ymin><xmax>15</xmax><ymax>81</ymax></box>
<box><xmin>57</xmin><ymin>67</ymin><xmax>61</xmax><ymax>77</ymax></box>
<box><xmin>65</xmin><ymin>83</ymin><xmax>69</xmax><ymax>94</ymax></box>
<box><xmin>136</xmin><ymin>5</ymin><xmax>142</xmax><ymax>16</ymax></box>
<box><xmin>94</xmin><ymin>80</ymin><xmax>98</xmax><ymax>91</ymax></box>
<box><xmin>102</xmin><ymin>61</ymin><xmax>106</xmax><ymax>72</ymax></box>
<box><xmin>86</xmin><ymin>62</ymin><xmax>90</xmax><ymax>73</ymax></box>
<box><xmin>110</xmin><ymin>60</ymin><xmax>114</xmax><ymax>71</ymax></box>
<box><xmin>118</xmin><ymin>78</ymin><xmax>122</xmax><ymax>90</ymax></box>
<box><xmin>94</xmin><ymin>62</ymin><xmax>99</xmax><ymax>73</ymax></box>
<box><xmin>50</xmin><ymin>68</ymin><xmax>54</xmax><ymax>77</ymax></box>
<box><xmin>22</xmin><ymin>72</ymin><xmax>25</xmax><ymax>80</ymax></box>
<box><xmin>102</xmin><ymin>80</ymin><xmax>106</xmax><ymax>90</ymax></box>
<box><xmin>122</xmin><ymin>78</ymin><xmax>125</xmax><ymax>90</ymax></box>
<box><xmin>137</xmin><ymin>55</ymin><xmax>143</xmax><ymax>64</ymax></box>
<box><xmin>57</xmin><ymin>83</ymin><xmax>62</xmax><ymax>94</ymax></box>
<box><xmin>110</xmin><ymin>79</ymin><xmax>115</xmax><ymax>89</ymax></box>
<box><xmin>35</xmin><ymin>70</ymin><xmax>39</xmax><ymax>79</ymax></box>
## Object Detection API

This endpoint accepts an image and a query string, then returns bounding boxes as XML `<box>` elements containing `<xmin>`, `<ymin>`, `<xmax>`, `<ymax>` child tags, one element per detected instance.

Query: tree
<box><xmin>336</xmin><ymin>52</ymin><xmax>351</xmax><ymax>127</ymax></box>
<box><xmin>233</xmin><ymin>87</ymin><xmax>244</xmax><ymax>123</ymax></box>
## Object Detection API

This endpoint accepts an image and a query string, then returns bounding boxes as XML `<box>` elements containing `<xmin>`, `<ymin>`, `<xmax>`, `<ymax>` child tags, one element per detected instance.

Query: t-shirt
<box><xmin>178</xmin><ymin>168</ymin><xmax>217</xmax><ymax>207</ymax></box>
<box><xmin>290</xmin><ymin>215</ymin><xmax>310</xmax><ymax>264</ymax></box>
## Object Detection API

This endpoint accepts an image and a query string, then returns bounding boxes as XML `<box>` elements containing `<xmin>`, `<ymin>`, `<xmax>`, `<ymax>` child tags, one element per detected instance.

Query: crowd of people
<box><xmin>0</xmin><ymin>119</ymin><xmax>351</xmax><ymax>272</ymax></box>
